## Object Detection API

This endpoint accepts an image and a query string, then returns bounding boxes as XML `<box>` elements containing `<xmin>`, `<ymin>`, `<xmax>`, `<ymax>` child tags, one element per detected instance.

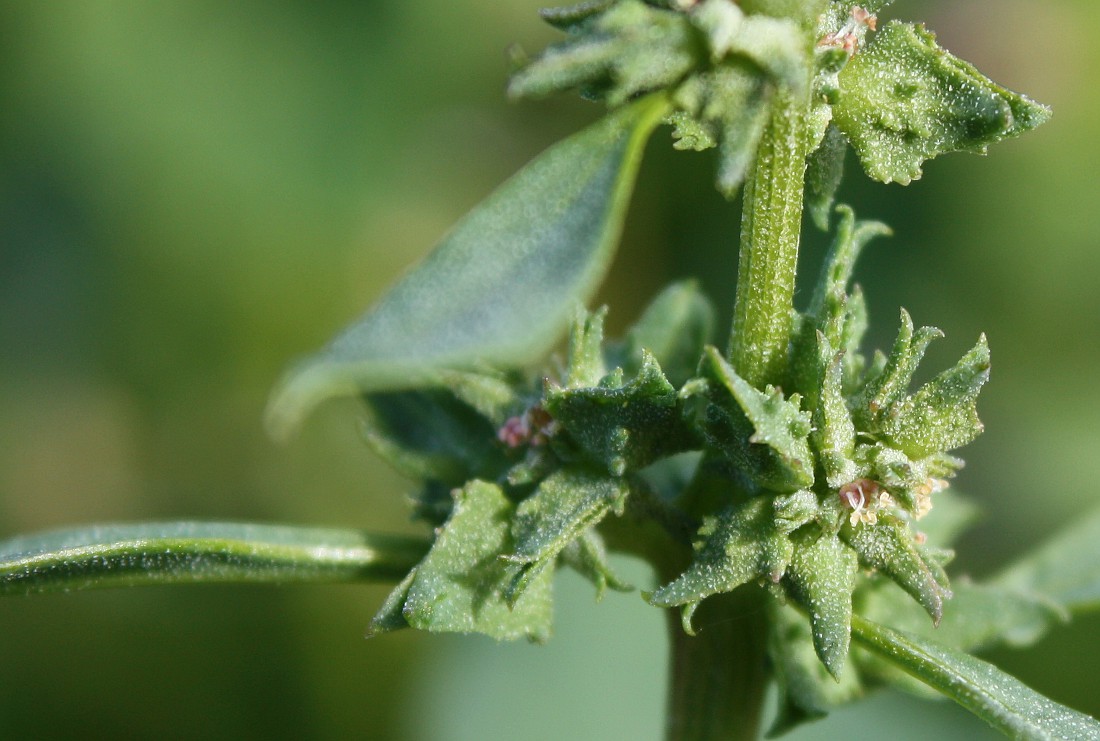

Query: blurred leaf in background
<box><xmin>1</xmin><ymin>0</ymin><xmax>1098</xmax><ymax>738</ymax></box>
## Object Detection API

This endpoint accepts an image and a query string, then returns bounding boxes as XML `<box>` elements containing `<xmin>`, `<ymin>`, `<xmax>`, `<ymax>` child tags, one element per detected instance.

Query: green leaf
<box><xmin>265</xmin><ymin>95</ymin><xmax>670</xmax><ymax>440</ymax></box>
<box><xmin>361</xmin><ymin>387</ymin><xmax>506</xmax><ymax>486</ymax></box>
<box><xmin>784</xmin><ymin>530</ymin><xmax>857</xmax><ymax>678</ymax></box>
<box><xmin>669</xmin><ymin>62</ymin><xmax>773</xmax><ymax>198</ymax></box>
<box><xmin>833</xmin><ymin>21</ymin><xmax>1051</xmax><ymax>185</ymax></box>
<box><xmin>710</xmin><ymin>13</ymin><xmax>810</xmax><ymax>96</ymax></box>
<box><xmin>851</xmin><ymin>615</ymin><xmax>1100</xmax><ymax>740</ymax></box>
<box><xmin>881</xmin><ymin>334</ymin><xmax>990</xmax><ymax>459</ymax></box>
<box><xmin>766</xmin><ymin>598</ymin><xmax>863</xmax><ymax>737</ymax></box>
<box><xmin>538</xmin><ymin>0</ymin><xmax>615</xmax><ymax>31</ymax></box>
<box><xmin>696</xmin><ymin>347</ymin><xmax>815</xmax><ymax>492</ymax></box>
<box><xmin>559</xmin><ymin>528</ymin><xmax>632</xmax><ymax>599</ymax></box>
<box><xmin>368</xmin><ymin>568</ymin><xmax>419</xmax><ymax>635</ymax></box>
<box><xmin>740</xmin><ymin>0</ymin><xmax>828</xmax><ymax>29</ymax></box>
<box><xmin>563</xmin><ymin>306</ymin><xmax>610</xmax><ymax>389</ymax></box>
<box><xmin>813</xmin><ymin>349</ymin><xmax>858</xmax><ymax>487</ymax></box>
<box><xmin>648</xmin><ymin>496</ymin><xmax>794</xmax><ymax>630</ymax></box>
<box><xmin>791</xmin><ymin>206</ymin><xmax>889</xmax><ymax>474</ymax></box>
<box><xmin>804</xmin><ymin>124</ymin><xmax>847</xmax><ymax>230</ymax></box>
<box><xmin>842</xmin><ymin>514</ymin><xmax>950</xmax><ymax>624</ymax></box>
<box><xmin>994</xmin><ymin>507</ymin><xmax>1100</xmax><ymax>613</ymax></box>
<box><xmin>395</xmin><ymin>480</ymin><xmax>554</xmax><ymax>642</ymax></box>
<box><xmin>854</xmin><ymin>309</ymin><xmax>942</xmax><ymax>430</ymax></box>
<box><xmin>506</xmin><ymin>468</ymin><xmax>629</xmax><ymax>599</ymax></box>
<box><xmin>547</xmin><ymin>351</ymin><xmax>695</xmax><ymax>476</ymax></box>
<box><xmin>858</xmin><ymin>578</ymin><xmax>1066</xmax><ymax>656</ymax></box>
<box><xmin>509</xmin><ymin>1</ymin><xmax>699</xmax><ymax>105</ymax></box>
<box><xmin>0</xmin><ymin>522</ymin><xmax>428</xmax><ymax>594</ymax></box>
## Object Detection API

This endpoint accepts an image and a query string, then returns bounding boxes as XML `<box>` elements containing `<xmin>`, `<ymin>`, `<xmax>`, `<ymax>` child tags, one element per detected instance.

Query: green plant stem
<box><xmin>665</xmin><ymin>586</ymin><xmax>771</xmax><ymax>741</ymax></box>
<box><xmin>729</xmin><ymin>88</ymin><xmax>810</xmax><ymax>389</ymax></box>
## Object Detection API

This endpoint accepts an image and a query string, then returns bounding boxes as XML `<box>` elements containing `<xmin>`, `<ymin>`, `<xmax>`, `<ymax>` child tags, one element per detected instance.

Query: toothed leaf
<box><xmin>401</xmin><ymin>481</ymin><xmax>553</xmax><ymax>642</ymax></box>
<box><xmin>547</xmin><ymin>351</ymin><xmax>696</xmax><ymax>476</ymax></box>
<box><xmin>649</xmin><ymin>496</ymin><xmax>794</xmax><ymax>616</ymax></box>
<box><xmin>510</xmin><ymin>1</ymin><xmax>698</xmax><ymax>105</ymax></box>
<box><xmin>843</xmin><ymin>514</ymin><xmax>950</xmax><ymax>624</ymax></box>
<box><xmin>697</xmin><ymin>347</ymin><xmax>814</xmax><ymax>492</ymax></box>
<box><xmin>881</xmin><ymin>335</ymin><xmax>990</xmax><ymax>459</ymax></box>
<box><xmin>834</xmin><ymin>21</ymin><xmax>1051</xmax><ymax>185</ymax></box>
<box><xmin>854</xmin><ymin>310</ymin><xmax>942</xmax><ymax>430</ymax></box>
<box><xmin>507</xmin><ymin>468</ymin><xmax>629</xmax><ymax>599</ymax></box>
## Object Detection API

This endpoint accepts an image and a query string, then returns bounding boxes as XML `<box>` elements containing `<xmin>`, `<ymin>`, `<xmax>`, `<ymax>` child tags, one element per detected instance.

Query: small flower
<box><xmin>911</xmin><ymin>477</ymin><xmax>948</xmax><ymax>520</ymax></box>
<box><xmin>839</xmin><ymin>478</ymin><xmax>892</xmax><ymax>527</ymax></box>
<box><xmin>497</xmin><ymin>406</ymin><xmax>556</xmax><ymax>448</ymax></box>
<box><xmin>820</xmin><ymin>6</ymin><xmax>877</xmax><ymax>55</ymax></box>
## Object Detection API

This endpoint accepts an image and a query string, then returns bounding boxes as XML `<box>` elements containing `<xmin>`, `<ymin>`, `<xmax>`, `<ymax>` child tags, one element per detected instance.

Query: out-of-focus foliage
<box><xmin>1</xmin><ymin>1</ymin><xmax>1098</xmax><ymax>739</ymax></box>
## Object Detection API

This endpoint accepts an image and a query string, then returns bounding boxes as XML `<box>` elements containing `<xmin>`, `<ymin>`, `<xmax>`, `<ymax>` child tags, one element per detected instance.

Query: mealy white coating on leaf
<box><xmin>649</xmin><ymin>496</ymin><xmax>793</xmax><ymax>611</ymax></box>
<box><xmin>834</xmin><ymin>21</ymin><xmax>1050</xmax><ymax>184</ymax></box>
<box><xmin>401</xmin><ymin>480</ymin><xmax>554</xmax><ymax>642</ymax></box>
<box><xmin>785</xmin><ymin>531</ymin><xmax>857</xmax><ymax>678</ymax></box>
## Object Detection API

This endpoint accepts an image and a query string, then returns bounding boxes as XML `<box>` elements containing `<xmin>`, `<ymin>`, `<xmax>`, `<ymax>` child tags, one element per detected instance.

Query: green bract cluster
<box><xmin>360</xmin><ymin>206</ymin><xmax>985</xmax><ymax>714</ymax></box>
<box><xmin>257</xmin><ymin>0</ymin><xmax>1063</xmax><ymax>734</ymax></box>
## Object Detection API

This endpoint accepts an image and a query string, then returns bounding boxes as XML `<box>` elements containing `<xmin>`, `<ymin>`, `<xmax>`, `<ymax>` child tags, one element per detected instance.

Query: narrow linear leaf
<box><xmin>0</xmin><ymin>522</ymin><xmax>429</xmax><ymax>595</ymax></box>
<box><xmin>266</xmin><ymin>95</ymin><xmax>670</xmax><ymax>440</ymax></box>
<box><xmin>851</xmin><ymin>615</ymin><xmax>1100</xmax><ymax>740</ymax></box>
<box><xmin>804</xmin><ymin>124</ymin><xmax>847</xmax><ymax>230</ymax></box>
<box><xmin>563</xmin><ymin>306</ymin><xmax>609</xmax><ymax>389</ymax></box>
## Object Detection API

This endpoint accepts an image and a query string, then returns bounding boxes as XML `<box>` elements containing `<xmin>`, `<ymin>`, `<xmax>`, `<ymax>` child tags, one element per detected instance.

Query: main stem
<box><xmin>665</xmin><ymin>586</ymin><xmax>770</xmax><ymax>741</ymax></box>
<box><xmin>728</xmin><ymin>88</ymin><xmax>810</xmax><ymax>389</ymax></box>
<box><xmin>666</xmin><ymin>81</ymin><xmax>813</xmax><ymax>741</ymax></box>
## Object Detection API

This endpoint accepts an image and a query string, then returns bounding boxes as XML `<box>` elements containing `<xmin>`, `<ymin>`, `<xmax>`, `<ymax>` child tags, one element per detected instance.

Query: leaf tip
<box><xmin>263</xmin><ymin>360</ymin><xmax>350</xmax><ymax>443</ymax></box>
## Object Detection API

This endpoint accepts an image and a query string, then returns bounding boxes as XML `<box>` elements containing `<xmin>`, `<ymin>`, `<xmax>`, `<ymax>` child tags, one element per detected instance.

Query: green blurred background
<box><xmin>1</xmin><ymin>1</ymin><xmax>1096</xmax><ymax>738</ymax></box>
